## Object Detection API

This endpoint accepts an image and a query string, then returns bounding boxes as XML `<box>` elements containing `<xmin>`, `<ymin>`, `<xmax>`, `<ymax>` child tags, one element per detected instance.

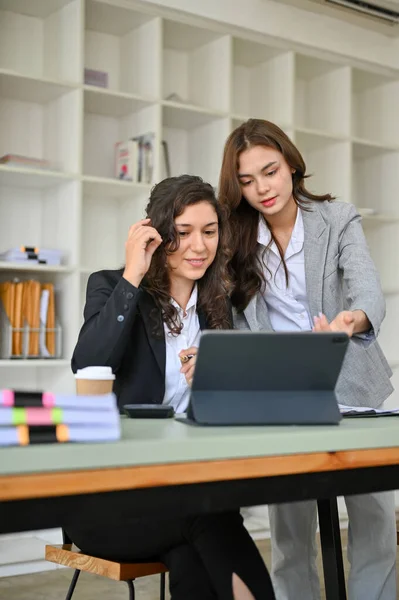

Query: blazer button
<box><xmin>117</xmin><ymin>315</ymin><xmax>124</xmax><ymax>322</ymax></box>
<box><xmin>126</xmin><ymin>292</ymin><xmax>133</xmax><ymax>299</ymax></box>
<box><xmin>124</xmin><ymin>304</ymin><xmax>129</xmax><ymax>311</ymax></box>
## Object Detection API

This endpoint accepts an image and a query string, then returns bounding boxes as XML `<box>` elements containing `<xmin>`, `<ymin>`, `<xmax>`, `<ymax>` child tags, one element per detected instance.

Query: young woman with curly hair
<box><xmin>69</xmin><ymin>174</ymin><xmax>276</xmax><ymax>600</ymax></box>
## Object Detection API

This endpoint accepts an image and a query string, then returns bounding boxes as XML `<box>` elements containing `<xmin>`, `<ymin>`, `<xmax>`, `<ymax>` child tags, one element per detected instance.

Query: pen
<box><xmin>180</xmin><ymin>354</ymin><xmax>195</xmax><ymax>364</ymax></box>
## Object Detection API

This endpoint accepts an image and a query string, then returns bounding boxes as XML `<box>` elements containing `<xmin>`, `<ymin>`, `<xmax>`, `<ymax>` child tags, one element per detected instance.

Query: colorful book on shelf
<box><xmin>114</xmin><ymin>132</ymin><xmax>155</xmax><ymax>184</ymax></box>
<box><xmin>115</xmin><ymin>139</ymin><xmax>139</xmax><ymax>182</ymax></box>
<box><xmin>134</xmin><ymin>132</ymin><xmax>155</xmax><ymax>184</ymax></box>
<box><xmin>0</xmin><ymin>390</ymin><xmax>117</xmax><ymax>410</ymax></box>
<box><xmin>0</xmin><ymin>154</ymin><xmax>54</xmax><ymax>170</ymax></box>
<box><xmin>84</xmin><ymin>68</ymin><xmax>108</xmax><ymax>88</ymax></box>
<box><xmin>0</xmin><ymin>423</ymin><xmax>121</xmax><ymax>446</ymax></box>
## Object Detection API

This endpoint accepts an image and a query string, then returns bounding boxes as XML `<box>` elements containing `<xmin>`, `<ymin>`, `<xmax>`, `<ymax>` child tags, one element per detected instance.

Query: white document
<box><xmin>39</xmin><ymin>289</ymin><xmax>50</xmax><ymax>357</ymax></box>
<box><xmin>339</xmin><ymin>404</ymin><xmax>399</xmax><ymax>416</ymax></box>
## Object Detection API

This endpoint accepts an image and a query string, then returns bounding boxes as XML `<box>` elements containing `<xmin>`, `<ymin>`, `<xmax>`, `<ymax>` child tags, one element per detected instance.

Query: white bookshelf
<box><xmin>0</xmin><ymin>0</ymin><xmax>397</xmax><ymax>401</ymax></box>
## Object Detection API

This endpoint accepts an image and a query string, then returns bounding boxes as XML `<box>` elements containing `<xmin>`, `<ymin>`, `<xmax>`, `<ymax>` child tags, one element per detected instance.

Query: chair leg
<box><xmin>160</xmin><ymin>572</ymin><xmax>166</xmax><ymax>600</ymax></box>
<box><xmin>65</xmin><ymin>569</ymin><xmax>80</xmax><ymax>600</ymax></box>
<box><xmin>126</xmin><ymin>580</ymin><xmax>135</xmax><ymax>600</ymax></box>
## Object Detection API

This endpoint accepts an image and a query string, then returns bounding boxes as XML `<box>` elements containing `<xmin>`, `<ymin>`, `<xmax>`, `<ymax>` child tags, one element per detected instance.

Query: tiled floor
<box><xmin>0</xmin><ymin>531</ymin><xmax>398</xmax><ymax>599</ymax></box>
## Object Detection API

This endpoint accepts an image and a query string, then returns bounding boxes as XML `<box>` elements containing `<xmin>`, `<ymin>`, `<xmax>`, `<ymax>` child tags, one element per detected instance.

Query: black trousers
<box><xmin>65</xmin><ymin>511</ymin><xmax>275</xmax><ymax>600</ymax></box>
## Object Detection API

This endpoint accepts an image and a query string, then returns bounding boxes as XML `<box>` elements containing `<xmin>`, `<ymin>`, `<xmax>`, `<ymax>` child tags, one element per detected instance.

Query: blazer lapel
<box><xmin>256</xmin><ymin>293</ymin><xmax>273</xmax><ymax>331</ymax></box>
<box><xmin>301</xmin><ymin>205</ymin><xmax>329</xmax><ymax>319</ymax></box>
<box><xmin>243</xmin><ymin>291</ymin><xmax>272</xmax><ymax>331</ymax></box>
<box><xmin>138</xmin><ymin>291</ymin><xmax>166</xmax><ymax>376</ymax></box>
<box><xmin>243</xmin><ymin>294</ymin><xmax>259</xmax><ymax>331</ymax></box>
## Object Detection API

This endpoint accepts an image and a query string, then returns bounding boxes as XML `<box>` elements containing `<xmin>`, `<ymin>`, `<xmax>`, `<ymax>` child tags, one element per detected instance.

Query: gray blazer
<box><xmin>233</xmin><ymin>201</ymin><xmax>393</xmax><ymax>408</ymax></box>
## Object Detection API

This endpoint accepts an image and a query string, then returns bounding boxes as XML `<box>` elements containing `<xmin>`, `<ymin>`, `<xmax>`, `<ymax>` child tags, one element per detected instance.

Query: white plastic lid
<box><xmin>75</xmin><ymin>366</ymin><xmax>115</xmax><ymax>380</ymax></box>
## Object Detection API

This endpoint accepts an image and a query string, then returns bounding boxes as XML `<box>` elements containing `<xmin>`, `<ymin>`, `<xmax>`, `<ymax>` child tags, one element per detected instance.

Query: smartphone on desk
<box><xmin>123</xmin><ymin>404</ymin><xmax>175</xmax><ymax>419</ymax></box>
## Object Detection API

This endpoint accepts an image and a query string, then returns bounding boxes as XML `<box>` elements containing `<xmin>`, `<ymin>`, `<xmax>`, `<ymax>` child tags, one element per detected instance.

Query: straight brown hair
<box><xmin>218</xmin><ymin>119</ymin><xmax>334</xmax><ymax>311</ymax></box>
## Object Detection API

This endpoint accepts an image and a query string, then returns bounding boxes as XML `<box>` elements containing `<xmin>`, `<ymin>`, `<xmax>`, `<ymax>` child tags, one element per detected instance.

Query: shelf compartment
<box><xmin>0</xmin><ymin>180</ymin><xmax>80</xmax><ymax>268</ymax></box>
<box><xmin>295</xmin><ymin>54</ymin><xmax>351</xmax><ymax>138</ymax></box>
<box><xmin>352</xmin><ymin>68</ymin><xmax>399</xmax><ymax>148</ymax></box>
<box><xmin>294</xmin><ymin>130</ymin><xmax>351</xmax><ymax>201</ymax></box>
<box><xmin>81</xmin><ymin>190</ymin><xmax>150</xmax><ymax>272</ymax></box>
<box><xmin>85</xmin><ymin>0</ymin><xmax>160</xmax><ymax>98</ymax></box>
<box><xmin>0</xmin><ymin>76</ymin><xmax>81</xmax><ymax>174</ymax></box>
<box><xmin>162</xmin><ymin>20</ymin><xmax>230</xmax><ymax>113</ymax></box>
<box><xmin>233</xmin><ymin>38</ymin><xmax>294</xmax><ymax>124</ymax></box>
<box><xmin>0</xmin><ymin>0</ymin><xmax>81</xmax><ymax>82</ymax></box>
<box><xmin>352</xmin><ymin>148</ymin><xmax>399</xmax><ymax>214</ymax></box>
<box><xmin>83</xmin><ymin>94</ymin><xmax>158</xmax><ymax>181</ymax></box>
<box><xmin>162</xmin><ymin>108</ymin><xmax>230</xmax><ymax>187</ymax></box>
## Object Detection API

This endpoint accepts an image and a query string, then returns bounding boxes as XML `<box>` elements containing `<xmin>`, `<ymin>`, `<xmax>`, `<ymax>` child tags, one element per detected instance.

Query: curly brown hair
<box><xmin>142</xmin><ymin>174</ymin><xmax>232</xmax><ymax>336</ymax></box>
<box><xmin>218</xmin><ymin>119</ymin><xmax>334</xmax><ymax>312</ymax></box>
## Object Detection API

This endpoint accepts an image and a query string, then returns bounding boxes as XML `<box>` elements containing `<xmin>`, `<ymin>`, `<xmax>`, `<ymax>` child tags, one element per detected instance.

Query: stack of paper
<box><xmin>339</xmin><ymin>404</ymin><xmax>399</xmax><ymax>417</ymax></box>
<box><xmin>0</xmin><ymin>247</ymin><xmax>63</xmax><ymax>266</ymax></box>
<box><xmin>0</xmin><ymin>390</ymin><xmax>121</xmax><ymax>446</ymax></box>
<box><xmin>0</xmin><ymin>279</ymin><xmax>56</xmax><ymax>357</ymax></box>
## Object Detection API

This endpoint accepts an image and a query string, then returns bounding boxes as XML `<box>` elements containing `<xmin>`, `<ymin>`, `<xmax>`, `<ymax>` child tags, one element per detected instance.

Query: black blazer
<box><xmin>72</xmin><ymin>269</ymin><xmax>231</xmax><ymax>410</ymax></box>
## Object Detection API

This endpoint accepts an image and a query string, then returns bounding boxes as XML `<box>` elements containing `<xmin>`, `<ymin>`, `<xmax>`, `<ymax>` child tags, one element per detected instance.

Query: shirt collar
<box><xmin>170</xmin><ymin>284</ymin><xmax>198</xmax><ymax>313</ymax></box>
<box><xmin>291</xmin><ymin>207</ymin><xmax>304</xmax><ymax>244</ymax></box>
<box><xmin>257</xmin><ymin>206</ymin><xmax>304</xmax><ymax>247</ymax></box>
<box><xmin>257</xmin><ymin>213</ymin><xmax>271</xmax><ymax>247</ymax></box>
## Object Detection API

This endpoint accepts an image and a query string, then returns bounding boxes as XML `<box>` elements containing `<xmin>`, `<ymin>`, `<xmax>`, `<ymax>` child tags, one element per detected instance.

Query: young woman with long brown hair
<box><xmin>69</xmin><ymin>174</ymin><xmax>276</xmax><ymax>600</ymax></box>
<box><xmin>218</xmin><ymin>119</ymin><xmax>396</xmax><ymax>600</ymax></box>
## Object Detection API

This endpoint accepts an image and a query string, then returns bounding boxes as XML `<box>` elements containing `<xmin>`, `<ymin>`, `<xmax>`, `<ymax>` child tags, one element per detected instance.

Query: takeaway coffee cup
<box><xmin>75</xmin><ymin>366</ymin><xmax>115</xmax><ymax>395</ymax></box>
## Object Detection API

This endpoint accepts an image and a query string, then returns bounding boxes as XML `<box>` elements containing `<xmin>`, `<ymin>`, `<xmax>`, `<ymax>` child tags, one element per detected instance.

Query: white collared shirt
<box><xmin>162</xmin><ymin>285</ymin><xmax>200</xmax><ymax>414</ymax></box>
<box><xmin>258</xmin><ymin>208</ymin><xmax>313</xmax><ymax>332</ymax></box>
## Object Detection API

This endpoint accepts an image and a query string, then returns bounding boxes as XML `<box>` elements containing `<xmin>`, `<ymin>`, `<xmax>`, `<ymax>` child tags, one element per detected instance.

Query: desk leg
<box><xmin>317</xmin><ymin>498</ymin><xmax>347</xmax><ymax>600</ymax></box>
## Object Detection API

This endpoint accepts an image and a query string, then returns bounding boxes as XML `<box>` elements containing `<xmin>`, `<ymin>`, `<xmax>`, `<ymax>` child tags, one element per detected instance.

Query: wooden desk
<box><xmin>1</xmin><ymin>417</ymin><xmax>398</xmax><ymax>600</ymax></box>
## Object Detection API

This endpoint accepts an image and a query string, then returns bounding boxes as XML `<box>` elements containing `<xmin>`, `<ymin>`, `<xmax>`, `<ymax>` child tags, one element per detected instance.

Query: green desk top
<box><xmin>1</xmin><ymin>417</ymin><xmax>399</xmax><ymax>477</ymax></box>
